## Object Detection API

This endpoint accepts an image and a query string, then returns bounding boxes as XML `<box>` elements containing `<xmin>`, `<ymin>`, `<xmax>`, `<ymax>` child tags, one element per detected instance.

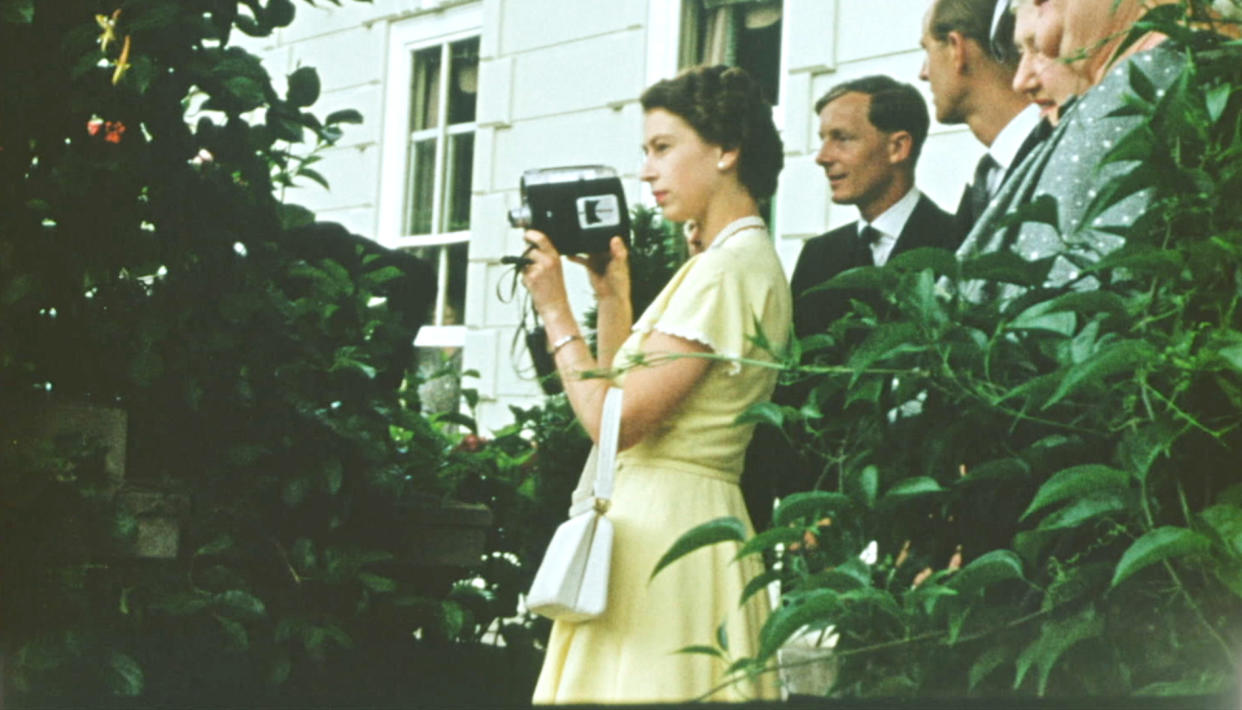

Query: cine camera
<box><xmin>507</xmin><ymin>165</ymin><xmax>631</xmax><ymax>254</ymax></box>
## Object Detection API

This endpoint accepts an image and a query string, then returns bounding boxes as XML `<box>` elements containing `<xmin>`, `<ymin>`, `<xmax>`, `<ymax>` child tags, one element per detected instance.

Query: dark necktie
<box><xmin>966</xmin><ymin>153</ymin><xmax>999</xmax><ymax>227</ymax></box>
<box><xmin>859</xmin><ymin>225</ymin><xmax>882</xmax><ymax>265</ymax></box>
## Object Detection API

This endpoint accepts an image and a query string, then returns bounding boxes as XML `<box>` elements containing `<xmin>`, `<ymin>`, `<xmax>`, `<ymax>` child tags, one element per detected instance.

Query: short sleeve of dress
<box><xmin>637</xmin><ymin>251</ymin><xmax>755</xmax><ymax>374</ymax></box>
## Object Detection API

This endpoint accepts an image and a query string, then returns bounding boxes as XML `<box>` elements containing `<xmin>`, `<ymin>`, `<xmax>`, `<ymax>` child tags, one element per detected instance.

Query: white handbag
<box><xmin>526</xmin><ymin>387</ymin><xmax>623</xmax><ymax>622</ymax></box>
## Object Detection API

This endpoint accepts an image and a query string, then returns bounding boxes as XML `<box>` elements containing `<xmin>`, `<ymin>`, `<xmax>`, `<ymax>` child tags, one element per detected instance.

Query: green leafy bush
<box><xmin>665</xmin><ymin>7</ymin><xmax>1242</xmax><ymax>699</ymax></box>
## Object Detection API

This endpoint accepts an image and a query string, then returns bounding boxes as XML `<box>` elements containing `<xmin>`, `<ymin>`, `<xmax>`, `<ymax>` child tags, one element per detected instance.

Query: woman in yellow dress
<box><xmin>520</xmin><ymin>65</ymin><xmax>790</xmax><ymax>704</ymax></box>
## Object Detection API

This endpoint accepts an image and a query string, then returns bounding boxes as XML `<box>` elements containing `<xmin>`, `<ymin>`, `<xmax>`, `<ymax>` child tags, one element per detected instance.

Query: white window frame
<box><xmin>377</xmin><ymin>4</ymin><xmax>482</xmax><ymax>349</ymax></box>
<box><xmin>645</xmin><ymin>0</ymin><xmax>789</xmax><ymax>129</ymax></box>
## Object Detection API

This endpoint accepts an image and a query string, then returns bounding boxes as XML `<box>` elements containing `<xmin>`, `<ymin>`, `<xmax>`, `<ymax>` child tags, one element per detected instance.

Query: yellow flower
<box><xmin>112</xmin><ymin>35</ymin><xmax>132</xmax><ymax>86</ymax></box>
<box><xmin>95</xmin><ymin>9</ymin><xmax>120</xmax><ymax>53</ymax></box>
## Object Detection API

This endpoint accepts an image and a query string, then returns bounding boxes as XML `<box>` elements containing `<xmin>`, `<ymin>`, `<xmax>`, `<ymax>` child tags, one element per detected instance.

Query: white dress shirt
<box><xmin>857</xmin><ymin>186</ymin><xmax>922</xmax><ymax>266</ymax></box>
<box><xmin>984</xmin><ymin>104</ymin><xmax>1043</xmax><ymax>195</ymax></box>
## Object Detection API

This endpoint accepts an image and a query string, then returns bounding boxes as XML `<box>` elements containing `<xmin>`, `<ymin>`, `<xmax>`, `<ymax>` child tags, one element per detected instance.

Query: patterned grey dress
<box><xmin>955</xmin><ymin>42</ymin><xmax>1185</xmax><ymax>303</ymax></box>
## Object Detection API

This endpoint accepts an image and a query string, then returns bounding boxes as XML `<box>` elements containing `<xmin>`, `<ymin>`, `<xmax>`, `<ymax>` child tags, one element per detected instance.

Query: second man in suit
<box><xmin>790</xmin><ymin>76</ymin><xmax>956</xmax><ymax>339</ymax></box>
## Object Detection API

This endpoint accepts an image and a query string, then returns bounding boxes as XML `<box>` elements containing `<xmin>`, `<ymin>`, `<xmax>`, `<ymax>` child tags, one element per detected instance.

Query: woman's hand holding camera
<box><xmin>520</xmin><ymin>230</ymin><xmax>572</xmax><ymax>320</ymax></box>
<box><xmin>569</xmin><ymin>236</ymin><xmax>630</xmax><ymax>304</ymax></box>
<box><xmin>521</xmin><ymin>232</ymin><xmax>630</xmax><ymax>314</ymax></box>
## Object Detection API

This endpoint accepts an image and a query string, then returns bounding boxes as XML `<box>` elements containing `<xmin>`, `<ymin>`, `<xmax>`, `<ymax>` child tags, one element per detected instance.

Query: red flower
<box><xmin>87</xmin><ymin>119</ymin><xmax>103</xmax><ymax>136</ymax></box>
<box><xmin>104</xmin><ymin>121</ymin><xmax>126</xmax><ymax>143</ymax></box>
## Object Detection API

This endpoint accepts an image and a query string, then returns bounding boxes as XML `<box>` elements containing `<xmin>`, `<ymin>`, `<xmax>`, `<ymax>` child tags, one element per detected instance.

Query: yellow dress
<box><xmin>533</xmin><ymin>217</ymin><xmax>792</xmax><ymax>704</ymax></box>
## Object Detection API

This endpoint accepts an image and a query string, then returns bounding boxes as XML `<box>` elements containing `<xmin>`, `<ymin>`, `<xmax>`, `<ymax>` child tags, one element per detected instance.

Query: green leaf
<box><xmin>1111</xmin><ymin>526</ymin><xmax>1211</xmax><ymax>588</ymax></box>
<box><xmin>716</xmin><ymin>620</ymin><xmax>729</xmax><ymax>652</ymax></box>
<box><xmin>1043</xmin><ymin>340</ymin><xmax>1157</xmax><ymax>409</ymax></box>
<box><xmin>1022</xmin><ymin>465</ymin><xmax>1133</xmax><ymax>520</ymax></box>
<box><xmin>968</xmin><ymin>645</ymin><xmax>1013</xmax><ymax>692</ymax></box>
<box><xmin>326</xmin><ymin>109</ymin><xmax>365</xmax><ymax>125</ymax></box>
<box><xmin>740</xmin><ymin>568</ymin><xmax>781</xmax><ymax>606</ymax></box>
<box><xmin>1007</xmin><ymin>301</ymin><xmax>1077</xmax><ymax>337</ymax></box>
<box><xmin>265</xmin><ymin>0</ymin><xmax>297</xmax><ymax>27</ymax></box>
<box><xmin>213</xmin><ymin>614</ymin><xmax>249</xmax><ymax>650</ymax></box>
<box><xmin>1013</xmin><ymin>606</ymin><xmax>1104</xmax><ymax>695</ymax></box>
<box><xmin>949</xmin><ymin>550</ymin><xmax>1025</xmax><ymax>596</ymax></box>
<box><xmin>772</xmin><ymin>491</ymin><xmax>852</xmax><ymax>527</ymax></box>
<box><xmin>282</xmin><ymin>477</ymin><xmax>307</xmax><ymax>508</ymax></box>
<box><xmin>297</xmin><ymin>167</ymin><xmax>330</xmax><ymax>190</ymax></box>
<box><xmin>291</xmin><ymin>538</ymin><xmax>317</xmax><ymax>572</ymax></box>
<box><xmin>1136</xmin><ymin>674</ymin><xmax>1230</xmax><ymax>697</ymax></box>
<box><xmin>650</xmin><ymin>517</ymin><xmax>747</xmax><ymax>580</ymax></box>
<box><xmin>321</xmin><ymin>458</ymin><xmax>343</xmax><ymax>495</ymax></box>
<box><xmin>216</xmin><ymin>590</ymin><xmax>267</xmax><ymax>619</ymax></box>
<box><xmin>358</xmin><ymin>573</ymin><xmax>398</xmax><ymax>593</ymax></box>
<box><xmin>1201</xmin><ymin>504</ymin><xmax>1242</xmax><ymax>558</ymax></box>
<box><xmin>810</xmin><ymin>557</ymin><xmax>872</xmax><ymax>592</ymax></box>
<box><xmin>107</xmin><ymin>652</ymin><xmax>144</xmax><ymax>697</ymax></box>
<box><xmin>845</xmin><ymin>465</ymin><xmax>879</xmax><ymax>508</ymax></box>
<box><xmin>224</xmin><ymin>76</ymin><xmax>266</xmax><ymax>109</ymax></box>
<box><xmin>995</xmin><ymin>193</ymin><xmax>1061</xmax><ymax>232</ymax></box>
<box><xmin>1036</xmin><ymin>492</ymin><xmax>1129</xmax><ymax>531</ymax></box>
<box><xmin>676</xmin><ymin>645</ymin><xmax>725</xmax><ymax>658</ymax></box>
<box><xmin>957</xmin><ymin>458</ymin><xmax>1030</xmax><ymax>486</ymax></box>
<box><xmin>961</xmin><ymin>249</ymin><xmax>1055</xmax><ymax>287</ymax></box>
<box><xmin>735</xmin><ymin>401</ymin><xmax>783</xmax><ymax>429</ymax></box>
<box><xmin>881</xmin><ymin>476</ymin><xmax>944</xmax><ymax>503</ymax></box>
<box><xmin>845</xmin><ymin>322</ymin><xmax>920</xmax><ymax>384</ymax></box>
<box><xmin>757</xmin><ymin>590</ymin><xmax>840</xmax><ymax>661</ymax></box>
<box><xmin>1206</xmin><ymin>84</ymin><xmax>1232</xmax><ymax>123</ymax></box>
<box><xmin>1</xmin><ymin>0</ymin><xmax>34</xmax><ymax>23</ymax></box>
<box><xmin>885</xmin><ymin>246</ymin><xmax>958</xmax><ymax>276</ymax></box>
<box><xmin>805</xmin><ymin>265</ymin><xmax>885</xmax><ymax>294</ymax></box>
<box><xmin>196</xmin><ymin>534</ymin><xmax>234</xmax><ymax>557</ymax></box>
<box><xmin>151</xmin><ymin>592</ymin><xmax>212</xmax><ymax>615</ymax></box>
<box><xmin>287</xmin><ymin>67</ymin><xmax>320</xmax><ymax>107</ymax></box>
<box><xmin>735</xmin><ymin>526</ymin><xmax>804</xmax><ymax>559</ymax></box>
<box><xmin>278</xmin><ymin>203</ymin><xmax>315</xmax><ymax>230</ymax></box>
<box><xmin>268</xmin><ymin>654</ymin><xmax>292</xmax><ymax>687</ymax></box>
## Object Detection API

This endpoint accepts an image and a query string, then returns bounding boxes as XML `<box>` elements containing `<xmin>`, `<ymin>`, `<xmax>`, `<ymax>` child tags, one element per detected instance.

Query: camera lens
<box><xmin>507</xmin><ymin>205</ymin><xmax>532</xmax><ymax>228</ymax></box>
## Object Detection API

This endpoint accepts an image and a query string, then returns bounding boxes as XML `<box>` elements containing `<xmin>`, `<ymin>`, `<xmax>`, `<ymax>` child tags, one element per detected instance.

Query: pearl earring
<box><xmin>717</xmin><ymin>160</ymin><xmax>727</xmax><ymax>170</ymax></box>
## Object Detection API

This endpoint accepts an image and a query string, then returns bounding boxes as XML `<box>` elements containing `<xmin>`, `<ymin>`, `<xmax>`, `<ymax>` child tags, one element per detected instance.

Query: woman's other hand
<box><xmin>521</xmin><ymin>230</ymin><xmax>571</xmax><ymax>318</ymax></box>
<box><xmin>569</xmin><ymin>236</ymin><xmax>630</xmax><ymax>303</ymax></box>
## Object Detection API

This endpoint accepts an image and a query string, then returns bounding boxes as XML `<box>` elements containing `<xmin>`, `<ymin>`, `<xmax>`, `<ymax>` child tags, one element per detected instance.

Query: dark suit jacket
<box><xmin>790</xmin><ymin>193</ymin><xmax>956</xmax><ymax>340</ymax></box>
<box><xmin>953</xmin><ymin>119</ymin><xmax>1052</xmax><ymax>244</ymax></box>
<box><xmin>740</xmin><ymin>193</ymin><xmax>955</xmax><ymax>529</ymax></box>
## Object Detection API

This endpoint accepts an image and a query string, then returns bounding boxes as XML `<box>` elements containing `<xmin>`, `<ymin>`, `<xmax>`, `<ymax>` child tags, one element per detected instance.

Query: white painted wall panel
<box><xmin>509</xmin><ymin>31</ymin><xmax>646</xmax><ymax>120</ymax></box>
<box><xmin>496</xmin><ymin>0</ymin><xmax>644</xmax><ymax>56</ymax></box>
<box><xmin>287</xmin><ymin>25</ymin><xmax>387</xmax><ymax>92</ymax></box>
<box><xmin>835</xmin><ymin>0</ymin><xmax>927</xmax><ymax>64</ymax></box>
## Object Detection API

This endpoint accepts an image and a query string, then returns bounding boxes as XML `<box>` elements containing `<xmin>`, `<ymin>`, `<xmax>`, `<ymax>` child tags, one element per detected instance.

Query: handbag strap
<box><xmin>568</xmin><ymin>387</ymin><xmax>622</xmax><ymax>517</ymax></box>
<box><xmin>592</xmin><ymin>387</ymin><xmax>623</xmax><ymax>501</ymax></box>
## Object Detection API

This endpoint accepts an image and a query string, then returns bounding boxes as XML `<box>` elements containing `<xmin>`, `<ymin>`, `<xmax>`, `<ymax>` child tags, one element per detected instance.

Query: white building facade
<box><xmin>247</xmin><ymin>0</ymin><xmax>985</xmax><ymax>432</ymax></box>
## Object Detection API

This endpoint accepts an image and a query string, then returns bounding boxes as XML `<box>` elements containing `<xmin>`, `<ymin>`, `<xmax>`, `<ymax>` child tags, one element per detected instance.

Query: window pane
<box><xmin>405</xmin><ymin>138</ymin><xmax>436</xmax><ymax>235</ymax></box>
<box><xmin>414</xmin><ymin>347</ymin><xmax>462</xmax><ymax>415</ymax></box>
<box><xmin>445</xmin><ymin>241</ymin><xmax>468</xmax><ymax>326</ymax></box>
<box><xmin>409</xmin><ymin>46</ymin><xmax>442</xmax><ymax>132</ymax></box>
<box><xmin>444</xmin><ymin>132</ymin><xmax>474</xmax><ymax>232</ymax></box>
<box><xmin>737</xmin><ymin>4</ymin><xmax>782</xmax><ymax>104</ymax></box>
<box><xmin>409</xmin><ymin>242</ymin><xmax>468</xmax><ymax>326</ymax></box>
<box><xmin>447</xmin><ymin>37</ymin><xmax>479</xmax><ymax>125</ymax></box>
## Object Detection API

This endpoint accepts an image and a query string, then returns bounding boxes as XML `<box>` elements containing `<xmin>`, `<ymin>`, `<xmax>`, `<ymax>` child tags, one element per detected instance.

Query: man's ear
<box><xmin>887</xmin><ymin>131</ymin><xmax>913</xmax><ymax>166</ymax></box>
<box><xmin>948</xmin><ymin>30</ymin><xmax>968</xmax><ymax>74</ymax></box>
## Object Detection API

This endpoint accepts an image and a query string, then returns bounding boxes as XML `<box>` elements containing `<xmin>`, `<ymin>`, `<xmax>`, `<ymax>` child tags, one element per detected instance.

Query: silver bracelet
<box><xmin>549</xmin><ymin>333</ymin><xmax>584</xmax><ymax>356</ymax></box>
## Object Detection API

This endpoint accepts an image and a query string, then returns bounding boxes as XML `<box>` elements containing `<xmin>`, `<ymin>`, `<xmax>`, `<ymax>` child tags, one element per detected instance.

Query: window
<box><xmin>378</xmin><ymin>7</ymin><xmax>481</xmax><ymax>411</ymax></box>
<box><xmin>679</xmin><ymin>0</ymin><xmax>783</xmax><ymax>104</ymax></box>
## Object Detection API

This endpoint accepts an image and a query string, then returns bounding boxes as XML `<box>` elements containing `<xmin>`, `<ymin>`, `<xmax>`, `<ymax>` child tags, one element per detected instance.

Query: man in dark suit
<box><xmin>919</xmin><ymin>0</ymin><xmax>1049</xmax><ymax>240</ymax></box>
<box><xmin>741</xmin><ymin>77</ymin><xmax>955</xmax><ymax>528</ymax></box>
<box><xmin>790</xmin><ymin>76</ymin><xmax>956</xmax><ymax>339</ymax></box>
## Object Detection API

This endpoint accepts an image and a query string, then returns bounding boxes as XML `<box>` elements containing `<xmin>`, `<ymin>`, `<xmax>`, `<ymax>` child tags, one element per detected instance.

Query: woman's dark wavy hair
<box><xmin>640</xmin><ymin>65</ymin><xmax>784</xmax><ymax>201</ymax></box>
